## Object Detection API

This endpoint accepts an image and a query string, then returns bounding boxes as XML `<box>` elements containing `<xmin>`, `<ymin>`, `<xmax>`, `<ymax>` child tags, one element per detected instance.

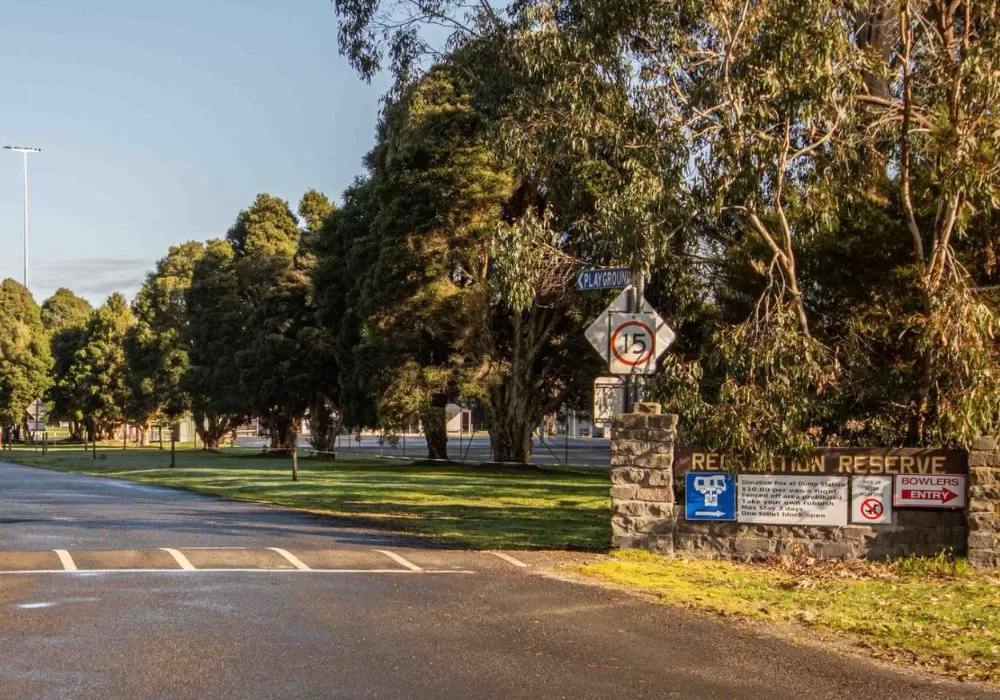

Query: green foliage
<box><xmin>227</xmin><ymin>193</ymin><xmax>301</xmax><ymax>258</ymax></box>
<box><xmin>42</xmin><ymin>289</ymin><xmax>92</xmax><ymax>430</ymax></box>
<box><xmin>41</xmin><ymin>288</ymin><xmax>92</xmax><ymax>333</ymax></box>
<box><xmin>64</xmin><ymin>293</ymin><xmax>135</xmax><ymax>435</ymax></box>
<box><xmin>185</xmin><ymin>239</ymin><xmax>248</xmax><ymax>444</ymax></box>
<box><xmin>126</xmin><ymin>242</ymin><xmax>205</xmax><ymax>427</ymax></box>
<box><xmin>0</xmin><ymin>280</ymin><xmax>52</xmax><ymax>432</ymax></box>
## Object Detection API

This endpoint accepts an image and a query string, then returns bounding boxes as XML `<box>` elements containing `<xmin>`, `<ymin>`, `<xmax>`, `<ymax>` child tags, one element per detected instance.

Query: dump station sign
<box><xmin>737</xmin><ymin>475</ymin><xmax>850</xmax><ymax>527</ymax></box>
<box><xmin>893</xmin><ymin>474</ymin><xmax>966</xmax><ymax>509</ymax></box>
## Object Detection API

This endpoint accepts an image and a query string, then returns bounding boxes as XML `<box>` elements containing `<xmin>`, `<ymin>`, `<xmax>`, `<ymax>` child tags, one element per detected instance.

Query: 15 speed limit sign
<box><xmin>605</xmin><ymin>313</ymin><xmax>659</xmax><ymax>373</ymax></box>
<box><xmin>584</xmin><ymin>286</ymin><xmax>676</xmax><ymax>375</ymax></box>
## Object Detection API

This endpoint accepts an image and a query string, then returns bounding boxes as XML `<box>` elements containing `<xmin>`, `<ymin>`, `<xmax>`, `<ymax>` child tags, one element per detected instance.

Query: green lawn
<box><xmin>580</xmin><ymin>550</ymin><xmax>1000</xmax><ymax>684</ymax></box>
<box><xmin>1</xmin><ymin>445</ymin><xmax>611</xmax><ymax>550</ymax></box>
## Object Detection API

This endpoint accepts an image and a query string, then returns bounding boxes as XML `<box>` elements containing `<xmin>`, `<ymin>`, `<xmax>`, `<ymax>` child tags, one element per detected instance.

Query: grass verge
<box><xmin>1</xmin><ymin>445</ymin><xmax>611</xmax><ymax>550</ymax></box>
<box><xmin>579</xmin><ymin>550</ymin><xmax>1000</xmax><ymax>684</ymax></box>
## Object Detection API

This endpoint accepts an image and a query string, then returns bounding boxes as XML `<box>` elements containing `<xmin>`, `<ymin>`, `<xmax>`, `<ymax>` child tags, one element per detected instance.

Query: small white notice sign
<box><xmin>737</xmin><ymin>475</ymin><xmax>849</xmax><ymax>526</ymax></box>
<box><xmin>851</xmin><ymin>475</ymin><xmax>893</xmax><ymax>524</ymax></box>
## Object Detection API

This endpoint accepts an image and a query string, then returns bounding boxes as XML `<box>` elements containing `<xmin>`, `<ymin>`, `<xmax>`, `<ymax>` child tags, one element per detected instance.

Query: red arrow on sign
<box><xmin>900</xmin><ymin>488</ymin><xmax>959</xmax><ymax>504</ymax></box>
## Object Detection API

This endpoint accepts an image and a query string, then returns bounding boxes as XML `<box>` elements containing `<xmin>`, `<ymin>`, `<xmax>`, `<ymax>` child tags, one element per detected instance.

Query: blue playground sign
<box><xmin>576</xmin><ymin>267</ymin><xmax>632</xmax><ymax>291</ymax></box>
<box><xmin>685</xmin><ymin>472</ymin><xmax>736</xmax><ymax>521</ymax></box>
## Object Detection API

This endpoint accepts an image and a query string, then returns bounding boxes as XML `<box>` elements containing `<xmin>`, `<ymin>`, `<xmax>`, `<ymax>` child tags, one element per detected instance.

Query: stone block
<box><xmin>609</xmin><ymin>454</ymin><xmax>637</xmax><ymax>467</ymax></box>
<box><xmin>635</xmin><ymin>453</ymin><xmax>673</xmax><ymax>470</ymax></box>
<box><xmin>967</xmin><ymin>532</ymin><xmax>999</xmax><ymax>550</ymax></box>
<box><xmin>634</xmin><ymin>402</ymin><xmax>662</xmax><ymax>414</ymax></box>
<box><xmin>610</xmin><ymin>485</ymin><xmax>637</xmax><ymax>501</ymax></box>
<box><xmin>613</xmin><ymin>500</ymin><xmax>647</xmax><ymax>517</ymax></box>
<box><xmin>612</xmin><ymin>533</ymin><xmax>649</xmax><ymax>550</ymax></box>
<box><xmin>814</xmin><ymin>542</ymin><xmax>858</xmax><ymax>559</ymax></box>
<box><xmin>969</xmin><ymin>466</ymin><xmax>1000</xmax><ymax>485</ymax></box>
<box><xmin>733</xmin><ymin>538</ymin><xmax>775</xmax><ymax>556</ymax></box>
<box><xmin>634</xmin><ymin>486</ymin><xmax>673</xmax><ymax>503</ymax></box>
<box><xmin>971</xmin><ymin>436</ymin><xmax>998</xmax><ymax>452</ymax></box>
<box><xmin>969</xmin><ymin>550</ymin><xmax>1000</xmax><ymax>569</ymax></box>
<box><xmin>647</xmin><ymin>535</ymin><xmax>674</xmax><ymax>554</ymax></box>
<box><xmin>643</xmin><ymin>429</ymin><xmax>677</xmax><ymax>442</ymax></box>
<box><xmin>969</xmin><ymin>488</ymin><xmax>997</xmax><ymax>513</ymax></box>
<box><xmin>610</xmin><ymin>468</ymin><xmax>646</xmax><ymax>485</ymax></box>
<box><xmin>967</xmin><ymin>513</ymin><xmax>1000</xmax><ymax>532</ymax></box>
<box><xmin>969</xmin><ymin>452</ymin><xmax>1000</xmax><ymax>469</ymax></box>
<box><xmin>646</xmin><ymin>469</ymin><xmax>671</xmax><ymax>487</ymax></box>
<box><xmin>842</xmin><ymin>527</ymin><xmax>873</xmax><ymax>541</ymax></box>
<box><xmin>612</xmin><ymin>414</ymin><xmax>647</xmax><ymax>432</ymax></box>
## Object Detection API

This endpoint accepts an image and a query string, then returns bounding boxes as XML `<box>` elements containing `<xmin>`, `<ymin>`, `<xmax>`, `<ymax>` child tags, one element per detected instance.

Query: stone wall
<box><xmin>609</xmin><ymin>403</ymin><xmax>677</xmax><ymax>553</ymax></box>
<box><xmin>968</xmin><ymin>437</ymin><xmax>1000</xmax><ymax>568</ymax></box>
<box><xmin>610</xmin><ymin>405</ymin><xmax>993</xmax><ymax>568</ymax></box>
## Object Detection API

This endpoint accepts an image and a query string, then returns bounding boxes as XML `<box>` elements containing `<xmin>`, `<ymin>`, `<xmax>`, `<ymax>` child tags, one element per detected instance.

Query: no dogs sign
<box><xmin>850</xmin><ymin>475</ymin><xmax>892</xmax><ymax>524</ymax></box>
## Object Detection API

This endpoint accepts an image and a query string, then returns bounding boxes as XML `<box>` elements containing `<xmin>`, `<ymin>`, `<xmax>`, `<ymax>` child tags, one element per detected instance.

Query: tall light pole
<box><xmin>4</xmin><ymin>145</ymin><xmax>41</xmax><ymax>289</ymax></box>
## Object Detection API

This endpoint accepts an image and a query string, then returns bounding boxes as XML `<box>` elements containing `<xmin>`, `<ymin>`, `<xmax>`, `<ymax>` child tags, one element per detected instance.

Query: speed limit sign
<box><xmin>609</xmin><ymin>314</ymin><xmax>656</xmax><ymax>372</ymax></box>
<box><xmin>585</xmin><ymin>287</ymin><xmax>675</xmax><ymax>375</ymax></box>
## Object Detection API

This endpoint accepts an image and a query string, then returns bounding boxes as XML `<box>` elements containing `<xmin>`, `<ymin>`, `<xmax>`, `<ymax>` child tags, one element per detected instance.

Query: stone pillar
<box><xmin>967</xmin><ymin>437</ymin><xmax>1000</xmax><ymax>569</ymax></box>
<box><xmin>609</xmin><ymin>402</ymin><xmax>679</xmax><ymax>553</ymax></box>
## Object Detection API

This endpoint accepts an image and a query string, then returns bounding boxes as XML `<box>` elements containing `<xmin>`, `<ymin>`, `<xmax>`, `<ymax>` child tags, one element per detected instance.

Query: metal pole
<box><xmin>22</xmin><ymin>151</ymin><xmax>28</xmax><ymax>289</ymax></box>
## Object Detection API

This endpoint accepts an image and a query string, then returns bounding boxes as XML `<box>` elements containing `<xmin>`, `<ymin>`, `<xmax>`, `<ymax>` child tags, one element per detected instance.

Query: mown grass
<box><xmin>1</xmin><ymin>445</ymin><xmax>611</xmax><ymax>550</ymax></box>
<box><xmin>580</xmin><ymin>550</ymin><xmax>1000</xmax><ymax>684</ymax></box>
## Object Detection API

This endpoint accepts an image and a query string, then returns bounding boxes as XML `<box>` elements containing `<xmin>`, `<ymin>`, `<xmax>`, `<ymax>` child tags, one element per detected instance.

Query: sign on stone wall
<box><xmin>850</xmin><ymin>475</ymin><xmax>893</xmax><ymax>524</ymax></box>
<box><xmin>675</xmin><ymin>447</ymin><xmax>967</xmax><ymax>476</ymax></box>
<box><xmin>737</xmin><ymin>475</ymin><xmax>849</xmax><ymax>526</ymax></box>
<box><xmin>894</xmin><ymin>474</ymin><xmax>967</xmax><ymax>509</ymax></box>
<box><xmin>685</xmin><ymin>472</ymin><xmax>736</xmax><ymax>521</ymax></box>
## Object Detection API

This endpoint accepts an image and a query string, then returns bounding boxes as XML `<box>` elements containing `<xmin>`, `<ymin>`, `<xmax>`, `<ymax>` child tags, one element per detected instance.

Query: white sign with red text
<box><xmin>893</xmin><ymin>474</ymin><xmax>966</xmax><ymax>509</ymax></box>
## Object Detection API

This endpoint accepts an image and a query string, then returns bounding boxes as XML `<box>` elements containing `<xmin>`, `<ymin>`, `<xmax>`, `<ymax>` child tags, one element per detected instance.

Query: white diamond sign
<box><xmin>585</xmin><ymin>287</ymin><xmax>675</xmax><ymax>374</ymax></box>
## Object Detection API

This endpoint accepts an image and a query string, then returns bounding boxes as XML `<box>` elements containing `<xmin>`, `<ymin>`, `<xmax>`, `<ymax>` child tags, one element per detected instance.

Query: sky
<box><xmin>0</xmin><ymin>0</ymin><xmax>391</xmax><ymax>306</ymax></box>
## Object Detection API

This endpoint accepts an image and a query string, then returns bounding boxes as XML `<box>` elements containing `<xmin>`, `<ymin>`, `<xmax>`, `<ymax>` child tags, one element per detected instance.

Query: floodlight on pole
<box><xmin>4</xmin><ymin>145</ymin><xmax>42</xmax><ymax>290</ymax></box>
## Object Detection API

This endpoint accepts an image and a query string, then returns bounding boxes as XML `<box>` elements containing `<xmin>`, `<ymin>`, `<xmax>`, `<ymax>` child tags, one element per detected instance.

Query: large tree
<box><xmin>185</xmin><ymin>239</ymin><xmax>249</xmax><ymax>448</ymax></box>
<box><xmin>126</xmin><ymin>242</ymin><xmax>205</xmax><ymax>445</ymax></box>
<box><xmin>42</xmin><ymin>288</ymin><xmax>92</xmax><ymax>440</ymax></box>
<box><xmin>0</xmin><ymin>280</ymin><xmax>51</xmax><ymax>442</ymax></box>
<box><xmin>64</xmin><ymin>293</ymin><xmax>135</xmax><ymax>440</ymax></box>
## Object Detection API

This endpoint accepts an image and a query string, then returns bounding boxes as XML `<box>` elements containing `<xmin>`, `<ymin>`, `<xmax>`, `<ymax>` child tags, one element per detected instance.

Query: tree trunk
<box><xmin>195</xmin><ymin>411</ymin><xmax>232</xmax><ymax>450</ymax></box>
<box><xmin>139</xmin><ymin>423</ymin><xmax>150</xmax><ymax>448</ymax></box>
<box><xmin>308</xmin><ymin>395</ymin><xmax>335</xmax><ymax>454</ymax></box>
<box><xmin>268</xmin><ymin>411</ymin><xmax>297</xmax><ymax>454</ymax></box>
<box><xmin>420</xmin><ymin>393</ymin><xmax>449</xmax><ymax>460</ymax></box>
<box><xmin>489</xmin><ymin>413</ymin><xmax>534</xmax><ymax>463</ymax></box>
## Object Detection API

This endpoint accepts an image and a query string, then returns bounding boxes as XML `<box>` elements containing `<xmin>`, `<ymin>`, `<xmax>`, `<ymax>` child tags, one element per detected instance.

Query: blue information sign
<box><xmin>685</xmin><ymin>471</ymin><xmax>736</xmax><ymax>521</ymax></box>
<box><xmin>576</xmin><ymin>267</ymin><xmax>632</xmax><ymax>291</ymax></box>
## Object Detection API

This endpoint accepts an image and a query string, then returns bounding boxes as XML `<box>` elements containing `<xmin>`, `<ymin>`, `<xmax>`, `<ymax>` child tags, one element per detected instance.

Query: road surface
<box><xmin>0</xmin><ymin>462</ymin><xmax>994</xmax><ymax>699</ymax></box>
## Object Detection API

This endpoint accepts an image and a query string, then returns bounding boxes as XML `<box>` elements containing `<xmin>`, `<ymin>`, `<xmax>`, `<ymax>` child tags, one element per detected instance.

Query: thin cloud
<box><xmin>32</xmin><ymin>257</ymin><xmax>154</xmax><ymax>304</ymax></box>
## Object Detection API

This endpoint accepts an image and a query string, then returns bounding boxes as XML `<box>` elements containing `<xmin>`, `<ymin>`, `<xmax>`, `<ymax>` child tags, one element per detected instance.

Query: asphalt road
<box><xmin>0</xmin><ymin>462</ymin><xmax>995</xmax><ymax>699</ymax></box>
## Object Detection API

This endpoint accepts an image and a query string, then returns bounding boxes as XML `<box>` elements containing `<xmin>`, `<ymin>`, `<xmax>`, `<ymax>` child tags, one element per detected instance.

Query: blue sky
<box><xmin>0</xmin><ymin>0</ymin><xmax>390</xmax><ymax>306</ymax></box>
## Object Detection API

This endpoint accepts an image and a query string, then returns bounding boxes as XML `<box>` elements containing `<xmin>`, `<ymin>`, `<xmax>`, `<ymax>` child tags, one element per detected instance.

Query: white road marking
<box><xmin>373</xmin><ymin>549</ymin><xmax>424</xmax><ymax>572</ymax></box>
<box><xmin>488</xmin><ymin>552</ymin><xmax>529</xmax><ymax>568</ymax></box>
<box><xmin>268</xmin><ymin>548</ymin><xmax>311</xmax><ymax>571</ymax></box>
<box><xmin>0</xmin><ymin>569</ymin><xmax>475</xmax><ymax>575</ymax></box>
<box><xmin>161</xmin><ymin>548</ymin><xmax>196</xmax><ymax>571</ymax></box>
<box><xmin>53</xmin><ymin>549</ymin><xmax>77</xmax><ymax>572</ymax></box>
